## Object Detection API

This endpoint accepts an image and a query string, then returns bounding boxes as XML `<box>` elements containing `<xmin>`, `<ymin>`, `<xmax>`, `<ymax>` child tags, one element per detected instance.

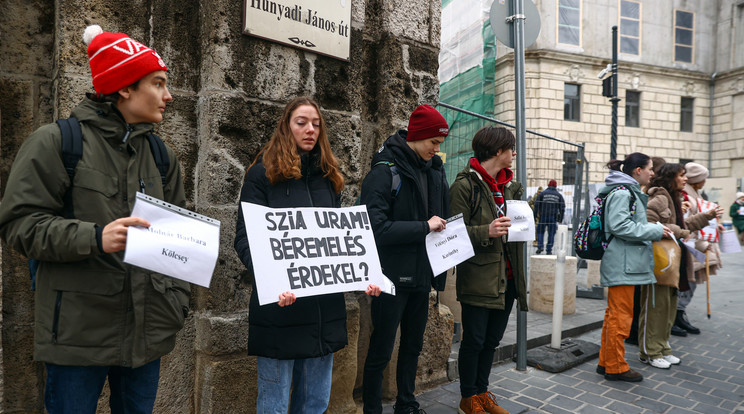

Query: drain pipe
<box><xmin>709</xmin><ymin>72</ymin><xmax>716</xmax><ymax>172</ymax></box>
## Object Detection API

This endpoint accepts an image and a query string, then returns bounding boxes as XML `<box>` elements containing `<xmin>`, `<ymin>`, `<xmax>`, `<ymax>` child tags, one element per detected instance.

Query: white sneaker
<box><xmin>647</xmin><ymin>357</ymin><xmax>671</xmax><ymax>369</ymax></box>
<box><xmin>663</xmin><ymin>355</ymin><xmax>681</xmax><ymax>365</ymax></box>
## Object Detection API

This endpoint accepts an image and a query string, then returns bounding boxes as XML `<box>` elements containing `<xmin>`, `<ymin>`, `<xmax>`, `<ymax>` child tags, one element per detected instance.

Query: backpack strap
<box><xmin>373</xmin><ymin>161</ymin><xmax>401</xmax><ymax>197</ymax></box>
<box><xmin>602</xmin><ymin>185</ymin><xmax>637</xmax><ymax>244</ymax></box>
<box><xmin>56</xmin><ymin>117</ymin><xmax>83</xmax><ymax>219</ymax></box>
<box><xmin>146</xmin><ymin>133</ymin><xmax>170</xmax><ymax>189</ymax></box>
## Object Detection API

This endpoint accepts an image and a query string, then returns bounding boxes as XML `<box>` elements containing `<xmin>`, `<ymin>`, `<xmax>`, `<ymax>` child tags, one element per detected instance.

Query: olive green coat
<box><xmin>0</xmin><ymin>98</ymin><xmax>189</xmax><ymax>368</ymax></box>
<box><xmin>449</xmin><ymin>166</ymin><xmax>528</xmax><ymax>311</ymax></box>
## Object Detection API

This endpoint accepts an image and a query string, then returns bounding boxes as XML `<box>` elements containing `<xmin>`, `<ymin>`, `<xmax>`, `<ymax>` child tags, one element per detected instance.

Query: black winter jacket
<box><xmin>360</xmin><ymin>131</ymin><xmax>449</xmax><ymax>292</ymax></box>
<box><xmin>234</xmin><ymin>151</ymin><xmax>347</xmax><ymax>359</ymax></box>
<box><xmin>534</xmin><ymin>186</ymin><xmax>565</xmax><ymax>223</ymax></box>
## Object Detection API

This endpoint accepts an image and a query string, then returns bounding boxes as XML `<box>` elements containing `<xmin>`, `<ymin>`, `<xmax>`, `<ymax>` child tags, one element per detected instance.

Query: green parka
<box><xmin>0</xmin><ymin>98</ymin><xmax>189</xmax><ymax>368</ymax></box>
<box><xmin>449</xmin><ymin>166</ymin><xmax>528</xmax><ymax>311</ymax></box>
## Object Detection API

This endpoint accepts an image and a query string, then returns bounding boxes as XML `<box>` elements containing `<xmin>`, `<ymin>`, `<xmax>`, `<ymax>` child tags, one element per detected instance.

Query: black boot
<box><xmin>676</xmin><ymin>310</ymin><xmax>701</xmax><ymax>334</ymax></box>
<box><xmin>670</xmin><ymin>324</ymin><xmax>688</xmax><ymax>337</ymax></box>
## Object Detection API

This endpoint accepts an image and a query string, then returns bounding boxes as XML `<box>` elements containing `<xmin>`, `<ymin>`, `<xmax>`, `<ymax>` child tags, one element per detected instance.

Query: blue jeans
<box><xmin>44</xmin><ymin>358</ymin><xmax>160</xmax><ymax>414</ymax></box>
<box><xmin>257</xmin><ymin>355</ymin><xmax>333</xmax><ymax>414</ymax></box>
<box><xmin>537</xmin><ymin>221</ymin><xmax>557</xmax><ymax>252</ymax></box>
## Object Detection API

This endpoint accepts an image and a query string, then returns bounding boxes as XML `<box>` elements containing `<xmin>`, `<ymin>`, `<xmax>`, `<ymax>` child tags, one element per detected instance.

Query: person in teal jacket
<box><xmin>596</xmin><ymin>152</ymin><xmax>671</xmax><ymax>383</ymax></box>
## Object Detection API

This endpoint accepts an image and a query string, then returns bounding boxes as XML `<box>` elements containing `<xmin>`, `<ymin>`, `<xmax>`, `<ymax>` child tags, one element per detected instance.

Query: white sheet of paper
<box><xmin>425</xmin><ymin>214</ymin><xmax>475</xmax><ymax>276</ymax></box>
<box><xmin>506</xmin><ymin>200</ymin><xmax>536</xmax><ymax>242</ymax></box>
<box><xmin>683</xmin><ymin>239</ymin><xmax>706</xmax><ymax>263</ymax></box>
<box><xmin>124</xmin><ymin>193</ymin><xmax>220</xmax><ymax>288</ymax></box>
<box><xmin>241</xmin><ymin>203</ymin><xmax>395</xmax><ymax>305</ymax></box>
<box><xmin>720</xmin><ymin>230</ymin><xmax>742</xmax><ymax>253</ymax></box>
<box><xmin>738</xmin><ymin>206</ymin><xmax>744</xmax><ymax>215</ymax></box>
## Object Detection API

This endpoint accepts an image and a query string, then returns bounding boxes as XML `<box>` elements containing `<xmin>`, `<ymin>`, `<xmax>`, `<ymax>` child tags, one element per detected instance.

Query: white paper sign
<box><xmin>124</xmin><ymin>193</ymin><xmax>220</xmax><ymax>288</ymax></box>
<box><xmin>241</xmin><ymin>203</ymin><xmax>395</xmax><ymax>305</ymax></box>
<box><xmin>425</xmin><ymin>214</ymin><xmax>475</xmax><ymax>276</ymax></box>
<box><xmin>506</xmin><ymin>200</ymin><xmax>536</xmax><ymax>242</ymax></box>
<box><xmin>720</xmin><ymin>230</ymin><xmax>742</xmax><ymax>253</ymax></box>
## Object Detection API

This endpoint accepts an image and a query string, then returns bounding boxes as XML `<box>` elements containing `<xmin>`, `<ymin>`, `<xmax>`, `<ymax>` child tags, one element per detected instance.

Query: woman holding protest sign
<box><xmin>449</xmin><ymin>126</ymin><xmax>524</xmax><ymax>414</ymax></box>
<box><xmin>234</xmin><ymin>96</ymin><xmax>380</xmax><ymax>413</ymax></box>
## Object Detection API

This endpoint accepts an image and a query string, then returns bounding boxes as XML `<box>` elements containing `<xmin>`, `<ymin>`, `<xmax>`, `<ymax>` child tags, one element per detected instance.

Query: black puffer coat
<box><xmin>234</xmin><ymin>150</ymin><xmax>347</xmax><ymax>359</ymax></box>
<box><xmin>360</xmin><ymin>131</ymin><xmax>449</xmax><ymax>292</ymax></box>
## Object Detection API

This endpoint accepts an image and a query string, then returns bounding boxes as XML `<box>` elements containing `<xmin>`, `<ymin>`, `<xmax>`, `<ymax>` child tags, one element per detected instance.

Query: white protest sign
<box><xmin>425</xmin><ymin>214</ymin><xmax>475</xmax><ymax>276</ymax></box>
<box><xmin>124</xmin><ymin>193</ymin><xmax>220</xmax><ymax>288</ymax></box>
<box><xmin>720</xmin><ymin>230</ymin><xmax>742</xmax><ymax>253</ymax></box>
<box><xmin>241</xmin><ymin>203</ymin><xmax>395</xmax><ymax>305</ymax></box>
<box><xmin>506</xmin><ymin>200</ymin><xmax>536</xmax><ymax>242</ymax></box>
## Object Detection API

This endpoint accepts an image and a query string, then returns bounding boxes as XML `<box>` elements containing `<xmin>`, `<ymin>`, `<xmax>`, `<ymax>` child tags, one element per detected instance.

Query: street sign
<box><xmin>489</xmin><ymin>0</ymin><xmax>541</xmax><ymax>48</ymax></box>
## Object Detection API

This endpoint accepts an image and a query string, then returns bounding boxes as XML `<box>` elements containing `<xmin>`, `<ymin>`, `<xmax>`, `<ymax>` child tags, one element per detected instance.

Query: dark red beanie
<box><xmin>548</xmin><ymin>179</ymin><xmax>557</xmax><ymax>187</ymax></box>
<box><xmin>83</xmin><ymin>25</ymin><xmax>167</xmax><ymax>95</ymax></box>
<box><xmin>407</xmin><ymin>105</ymin><xmax>449</xmax><ymax>141</ymax></box>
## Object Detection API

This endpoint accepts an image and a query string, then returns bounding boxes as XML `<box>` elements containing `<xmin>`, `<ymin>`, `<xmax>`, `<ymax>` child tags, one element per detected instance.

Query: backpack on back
<box><xmin>573</xmin><ymin>185</ymin><xmax>635</xmax><ymax>260</ymax></box>
<box><xmin>28</xmin><ymin>117</ymin><xmax>170</xmax><ymax>290</ymax></box>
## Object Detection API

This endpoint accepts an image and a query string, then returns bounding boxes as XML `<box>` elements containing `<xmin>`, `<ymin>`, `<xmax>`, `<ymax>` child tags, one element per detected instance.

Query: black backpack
<box><xmin>28</xmin><ymin>117</ymin><xmax>170</xmax><ymax>290</ymax></box>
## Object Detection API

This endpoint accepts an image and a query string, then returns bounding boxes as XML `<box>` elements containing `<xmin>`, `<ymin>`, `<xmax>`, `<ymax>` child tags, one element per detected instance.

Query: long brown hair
<box><xmin>250</xmin><ymin>96</ymin><xmax>344</xmax><ymax>193</ymax></box>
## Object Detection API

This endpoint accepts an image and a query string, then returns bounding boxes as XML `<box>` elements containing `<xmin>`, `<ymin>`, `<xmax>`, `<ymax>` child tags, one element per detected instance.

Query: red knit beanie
<box><xmin>83</xmin><ymin>25</ymin><xmax>167</xmax><ymax>95</ymax></box>
<box><xmin>406</xmin><ymin>105</ymin><xmax>449</xmax><ymax>141</ymax></box>
<box><xmin>548</xmin><ymin>179</ymin><xmax>557</xmax><ymax>187</ymax></box>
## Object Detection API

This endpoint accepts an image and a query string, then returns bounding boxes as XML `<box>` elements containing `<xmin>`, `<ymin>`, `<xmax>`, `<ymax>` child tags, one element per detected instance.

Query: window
<box><xmin>674</xmin><ymin>10</ymin><xmax>694</xmax><ymax>63</ymax></box>
<box><xmin>563</xmin><ymin>151</ymin><xmax>577</xmax><ymax>185</ymax></box>
<box><xmin>619</xmin><ymin>0</ymin><xmax>641</xmax><ymax>55</ymax></box>
<box><xmin>625</xmin><ymin>91</ymin><xmax>640</xmax><ymax>127</ymax></box>
<box><xmin>680</xmin><ymin>97</ymin><xmax>694</xmax><ymax>132</ymax></box>
<box><xmin>558</xmin><ymin>0</ymin><xmax>581</xmax><ymax>46</ymax></box>
<box><xmin>564</xmin><ymin>83</ymin><xmax>580</xmax><ymax>121</ymax></box>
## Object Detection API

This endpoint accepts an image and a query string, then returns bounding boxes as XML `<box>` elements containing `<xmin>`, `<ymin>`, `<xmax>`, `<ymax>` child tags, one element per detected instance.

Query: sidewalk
<box><xmin>395</xmin><ymin>251</ymin><xmax>744</xmax><ymax>413</ymax></box>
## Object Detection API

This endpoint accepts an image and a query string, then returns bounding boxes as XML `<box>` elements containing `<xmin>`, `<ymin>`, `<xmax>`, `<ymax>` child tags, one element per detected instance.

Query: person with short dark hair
<box><xmin>450</xmin><ymin>126</ymin><xmax>525</xmax><ymax>414</ymax></box>
<box><xmin>361</xmin><ymin>104</ymin><xmax>450</xmax><ymax>414</ymax></box>
<box><xmin>0</xmin><ymin>25</ymin><xmax>188</xmax><ymax>413</ymax></box>
<box><xmin>533</xmin><ymin>179</ymin><xmax>565</xmax><ymax>254</ymax></box>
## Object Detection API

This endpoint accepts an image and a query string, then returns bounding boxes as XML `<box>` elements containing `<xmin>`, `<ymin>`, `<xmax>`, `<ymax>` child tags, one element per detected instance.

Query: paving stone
<box><xmin>406</xmin><ymin>252</ymin><xmax>744</xmax><ymax>414</ymax></box>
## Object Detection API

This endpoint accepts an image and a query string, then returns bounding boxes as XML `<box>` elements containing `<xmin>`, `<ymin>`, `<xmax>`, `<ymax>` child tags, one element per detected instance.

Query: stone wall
<box><xmin>0</xmin><ymin>0</ymin><xmax>453</xmax><ymax>412</ymax></box>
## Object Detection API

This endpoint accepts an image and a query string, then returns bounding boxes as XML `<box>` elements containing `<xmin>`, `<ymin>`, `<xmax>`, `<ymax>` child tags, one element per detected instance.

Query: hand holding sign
<box><xmin>241</xmin><ymin>203</ymin><xmax>394</xmax><ymax>305</ymax></box>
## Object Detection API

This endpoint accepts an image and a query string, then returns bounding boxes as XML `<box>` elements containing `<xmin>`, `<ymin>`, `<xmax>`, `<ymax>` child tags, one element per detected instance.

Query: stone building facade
<box><xmin>0</xmin><ymin>0</ymin><xmax>453</xmax><ymax>412</ymax></box>
<box><xmin>491</xmin><ymin>0</ymin><xmax>744</xmax><ymax>187</ymax></box>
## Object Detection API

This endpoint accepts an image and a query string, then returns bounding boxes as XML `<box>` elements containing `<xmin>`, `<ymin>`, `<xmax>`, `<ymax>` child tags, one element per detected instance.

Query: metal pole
<box><xmin>571</xmin><ymin>144</ymin><xmax>585</xmax><ymax>256</ymax></box>
<box><xmin>510</xmin><ymin>0</ymin><xmax>528</xmax><ymax>372</ymax></box>
<box><xmin>550</xmin><ymin>225</ymin><xmax>568</xmax><ymax>349</ymax></box>
<box><xmin>610</xmin><ymin>26</ymin><xmax>619</xmax><ymax>160</ymax></box>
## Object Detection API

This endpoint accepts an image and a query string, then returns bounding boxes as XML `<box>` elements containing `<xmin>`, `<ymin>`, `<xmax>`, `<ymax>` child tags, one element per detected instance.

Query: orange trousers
<box><xmin>598</xmin><ymin>285</ymin><xmax>634</xmax><ymax>374</ymax></box>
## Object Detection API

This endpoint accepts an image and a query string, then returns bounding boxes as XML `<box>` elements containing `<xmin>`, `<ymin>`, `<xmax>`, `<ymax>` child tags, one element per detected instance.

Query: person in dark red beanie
<box><xmin>0</xmin><ymin>24</ymin><xmax>188</xmax><ymax>414</ymax></box>
<box><xmin>534</xmin><ymin>179</ymin><xmax>565</xmax><ymax>254</ymax></box>
<box><xmin>361</xmin><ymin>104</ymin><xmax>450</xmax><ymax>414</ymax></box>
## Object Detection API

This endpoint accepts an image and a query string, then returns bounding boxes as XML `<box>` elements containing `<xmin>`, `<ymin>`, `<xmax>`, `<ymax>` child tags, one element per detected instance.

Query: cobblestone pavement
<box><xmin>390</xmin><ymin>251</ymin><xmax>744</xmax><ymax>414</ymax></box>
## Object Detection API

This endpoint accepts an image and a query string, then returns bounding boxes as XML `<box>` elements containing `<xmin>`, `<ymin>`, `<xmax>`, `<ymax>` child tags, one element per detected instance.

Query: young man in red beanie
<box><xmin>361</xmin><ymin>104</ymin><xmax>450</xmax><ymax>414</ymax></box>
<box><xmin>533</xmin><ymin>179</ymin><xmax>565</xmax><ymax>254</ymax></box>
<box><xmin>0</xmin><ymin>25</ymin><xmax>188</xmax><ymax>413</ymax></box>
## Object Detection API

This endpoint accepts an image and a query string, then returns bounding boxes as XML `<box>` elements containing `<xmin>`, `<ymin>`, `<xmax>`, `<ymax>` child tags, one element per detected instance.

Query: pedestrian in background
<box><xmin>729</xmin><ymin>192</ymin><xmax>744</xmax><ymax>244</ymax></box>
<box><xmin>596</xmin><ymin>153</ymin><xmax>671</xmax><ymax>382</ymax></box>
<box><xmin>449</xmin><ymin>126</ymin><xmax>525</xmax><ymax>414</ymax></box>
<box><xmin>361</xmin><ymin>104</ymin><xmax>450</xmax><ymax>414</ymax></box>
<box><xmin>234</xmin><ymin>96</ymin><xmax>381</xmax><ymax>413</ymax></box>
<box><xmin>0</xmin><ymin>25</ymin><xmax>189</xmax><ymax>413</ymax></box>
<box><xmin>534</xmin><ymin>179</ymin><xmax>565</xmax><ymax>254</ymax></box>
